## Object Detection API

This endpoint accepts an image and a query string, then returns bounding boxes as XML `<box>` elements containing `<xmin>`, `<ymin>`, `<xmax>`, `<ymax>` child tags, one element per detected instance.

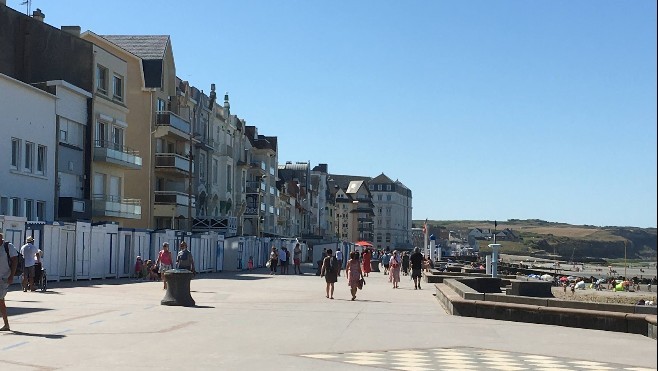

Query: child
<box><xmin>148</xmin><ymin>260</ymin><xmax>159</xmax><ymax>281</ymax></box>
<box><xmin>247</xmin><ymin>256</ymin><xmax>254</xmax><ymax>270</ymax></box>
<box><xmin>134</xmin><ymin>256</ymin><xmax>143</xmax><ymax>279</ymax></box>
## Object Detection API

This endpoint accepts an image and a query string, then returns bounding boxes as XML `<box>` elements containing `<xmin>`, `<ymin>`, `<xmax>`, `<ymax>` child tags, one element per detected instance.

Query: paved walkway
<box><xmin>1</xmin><ymin>265</ymin><xmax>656</xmax><ymax>370</ymax></box>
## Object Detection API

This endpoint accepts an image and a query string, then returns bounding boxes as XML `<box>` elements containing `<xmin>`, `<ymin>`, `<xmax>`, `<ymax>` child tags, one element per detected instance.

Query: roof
<box><xmin>370</xmin><ymin>173</ymin><xmax>394</xmax><ymax>183</ymax></box>
<box><xmin>327</xmin><ymin>174</ymin><xmax>371</xmax><ymax>191</ymax></box>
<box><xmin>101</xmin><ymin>35</ymin><xmax>169</xmax><ymax>60</ymax></box>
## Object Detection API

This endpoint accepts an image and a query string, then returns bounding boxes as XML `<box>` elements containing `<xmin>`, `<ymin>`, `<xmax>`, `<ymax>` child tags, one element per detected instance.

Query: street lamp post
<box><xmin>624</xmin><ymin>240</ymin><xmax>628</xmax><ymax>280</ymax></box>
<box><xmin>352</xmin><ymin>200</ymin><xmax>359</xmax><ymax>242</ymax></box>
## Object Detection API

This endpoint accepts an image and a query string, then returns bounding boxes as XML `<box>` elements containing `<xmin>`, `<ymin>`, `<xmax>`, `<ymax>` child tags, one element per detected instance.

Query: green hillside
<box><xmin>414</xmin><ymin>219</ymin><xmax>657</xmax><ymax>261</ymax></box>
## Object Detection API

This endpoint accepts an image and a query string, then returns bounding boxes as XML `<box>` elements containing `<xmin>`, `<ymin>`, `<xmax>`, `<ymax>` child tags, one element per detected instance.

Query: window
<box><xmin>25</xmin><ymin>199</ymin><xmax>34</xmax><ymax>221</ymax></box>
<box><xmin>112</xmin><ymin>126</ymin><xmax>124</xmax><ymax>150</ymax></box>
<box><xmin>113</xmin><ymin>75</ymin><xmax>123</xmax><ymax>101</ymax></box>
<box><xmin>386</xmin><ymin>194</ymin><xmax>391</xmax><ymax>201</ymax></box>
<box><xmin>10</xmin><ymin>197</ymin><xmax>20</xmax><ymax>216</ymax></box>
<box><xmin>11</xmin><ymin>138</ymin><xmax>20</xmax><ymax>169</ymax></box>
<box><xmin>24</xmin><ymin>142</ymin><xmax>34</xmax><ymax>172</ymax></box>
<box><xmin>60</xmin><ymin>118</ymin><xmax>83</xmax><ymax>148</ymax></box>
<box><xmin>377</xmin><ymin>195</ymin><xmax>382</xmax><ymax>201</ymax></box>
<box><xmin>212</xmin><ymin>159</ymin><xmax>218</xmax><ymax>185</ymax></box>
<box><xmin>199</xmin><ymin>153</ymin><xmax>206</xmax><ymax>182</ymax></box>
<box><xmin>386</xmin><ymin>185</ymin><xmax>392</xmax><ymax>191</ymax></box>
<box><xmin>157</xmin><ymin>98</ymin><xmax>166</xmax><ymax>112</ymax></box>
<box><xmin>95</xmin><ymin>121</ymin><xmax>107</xmax><ymax>147</ymax></box>
<box><xmin>36</xmin><ymin>201</ymin><xmax>45</xmax><ymax>221</ymax></box>
<box><xmin>0</xmin><ymin>197</ymin><xmax>7</xmax><ymax>214</ymax></box>
<box><xmin>37</xmin><ymin>145</ymin><xmax>46</xmax><ymax>175</ymax></box>
<box><xmin>96</xmin><ymin>65</ymin><xmax>108</xmax><ymax>93</ymax></box>
<box><xmin>226</xmin><ymin>164</ymin><xmax>232</xmax><ymax>191</ymax></box>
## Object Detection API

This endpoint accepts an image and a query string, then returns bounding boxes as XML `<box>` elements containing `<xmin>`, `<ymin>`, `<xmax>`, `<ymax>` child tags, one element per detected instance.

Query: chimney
<box><xmin>32</xmin><ymin>8</ymin><xmax>45</xmax><ymax>22</ymax></box>
<box><xmin>61</xmin><ymin>26</ymin><xmax>81</xmax><ymax>37</ymax></box>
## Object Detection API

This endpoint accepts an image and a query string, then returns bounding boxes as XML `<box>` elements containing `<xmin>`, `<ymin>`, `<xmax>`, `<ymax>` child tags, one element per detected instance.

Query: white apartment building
<box><xmin>369</xmin><ymin>173</ymin><xmax>413</xmax><ymax>251</ymax></box>
<box><xmin>0</xmin><ymin>73</ymin><xmax>57</xmax><ymax>221</ymax></box>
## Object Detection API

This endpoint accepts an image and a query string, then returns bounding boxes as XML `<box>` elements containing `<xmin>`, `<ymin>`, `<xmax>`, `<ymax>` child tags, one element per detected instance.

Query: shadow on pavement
<box><xmin>8</xmin><ymin>330</ymin><xmax>66</xmax><ymax>339</ymax></box>
<box><xmin>6</xmin><ymin>307</ymin><xmax>53</xmax><ymax>316</ymax></box>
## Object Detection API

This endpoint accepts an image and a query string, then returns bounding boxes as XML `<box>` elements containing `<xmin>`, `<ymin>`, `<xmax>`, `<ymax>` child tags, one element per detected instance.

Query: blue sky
<box><xmin>20</xmin><ymin>0</ymin><xmax>657</xmax><ymax>227</ymax></box>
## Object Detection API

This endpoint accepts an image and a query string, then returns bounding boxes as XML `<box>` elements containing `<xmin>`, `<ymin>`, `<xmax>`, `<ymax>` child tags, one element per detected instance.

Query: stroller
<box><xmin>32</xmin><ymin>262</ymin><xmax>47</xmax><ymax>292</ymax></box>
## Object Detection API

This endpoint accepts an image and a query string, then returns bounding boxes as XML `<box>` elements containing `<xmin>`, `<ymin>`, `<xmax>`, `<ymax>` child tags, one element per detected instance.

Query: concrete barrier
<box><xmin>435</xmin><ymin>279</ymin><xmax>658</xmax><ymax>337</ymax></box>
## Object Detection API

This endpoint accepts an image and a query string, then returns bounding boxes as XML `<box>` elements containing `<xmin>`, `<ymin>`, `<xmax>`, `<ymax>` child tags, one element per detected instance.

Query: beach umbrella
<box><xmin>541</xmin><ymin>274</ymin><xmax>553</xmax><ymax>281</ymax></box>
<box><xmin>559</xmin><ymin>276</ymin><xmax>568</xmax><ymax>282</ymax></box>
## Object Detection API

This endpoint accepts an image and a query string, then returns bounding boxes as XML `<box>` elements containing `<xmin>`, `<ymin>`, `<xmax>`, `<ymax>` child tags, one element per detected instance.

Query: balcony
<box><xmin>153</xmin><ymin>191</ymin><xmax>195</xmax><ymax>219</ymax></box>
<box><xmin>245</xmin><ymin>181</ymin><xmax>264</xmax><ymax>194</ymax></box>
<box><xmin>93</xmin><ymin>140</ymin><xmax>142</xmax><ymax>170</ymax></box>
<box><xmin>155</xmin><ymin>111</ymin><xmax>190</xmax><ymax>139</ymax></box>
<box><xmin>248</xmin><ymin>160</ymin><xmax>266</xmax><ymax>175</ymax></box>
<box><xmin>154</xmin><ymin>153</ymin><xmax>192</xmax><ymax>177</ymax></box>
<box><xmin>194</xmin><ymin>134</ymin><xmax>214</xmax><ymax>152</ymax></box>
<box><xmin>216</xmin><ymin>143</ymin><xmax>234</xmax><ymax>157</ymax></box>
<box><xmin>92</xmin><ymin>194</ymin><xmax>142</xmax><ymax>219</ymax></box>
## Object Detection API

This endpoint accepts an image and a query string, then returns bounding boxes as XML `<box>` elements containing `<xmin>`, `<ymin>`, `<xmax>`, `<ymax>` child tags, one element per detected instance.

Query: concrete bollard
<box><xmin>161</xmin><ymin>269</ymin><xmax>195</xmax><ymax>307</ymax></box>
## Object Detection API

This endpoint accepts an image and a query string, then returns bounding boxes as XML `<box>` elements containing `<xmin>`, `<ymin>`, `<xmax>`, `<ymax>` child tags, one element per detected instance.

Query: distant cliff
<box><xmin>418</xmin><ymin>219</ymin><xmax>657</xmax><ymax>260</ymax></box>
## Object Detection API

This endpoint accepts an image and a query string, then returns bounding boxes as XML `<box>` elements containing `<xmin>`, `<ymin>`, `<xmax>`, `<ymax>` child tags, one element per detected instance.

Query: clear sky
<box><xmin>19</xmin><ymin>0</ymin><xmax>657</xmax><ymax>228</ymax></box>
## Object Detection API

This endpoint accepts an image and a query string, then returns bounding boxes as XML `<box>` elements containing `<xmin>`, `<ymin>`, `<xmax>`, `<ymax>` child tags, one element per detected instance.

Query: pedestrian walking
<box><xmin>321</xmin><ymin>249</ymin><xmax>338</xmax><ymax>299</ymax></box>
<box><xmin>401</xmin><ymin>251</ymin><xmax>410</xmax><ymax>276</ymax></box>
<box><xmin>389</xmin><ymin>250</ymin><xmax>401</xmax><ymax>289</ymax></box>
<box><xmin>382</xmin><ymin>249</ymin><xmax>391</xmax><ymax>275</ymax></box>
<box><xmin>20</xmin><ymin>236</ymin><xmax>40</xmax><ymax>292</ymax></box>
<box><xmin>269</xmin><ymin>246</ymin><xmax>278</xmax><ymax>275</ymax></box>
<box><xmin>335</xmin><ymin>248</ymin><xmax>343</xmax><ymax>276</ymax></box>
<box><xmin>278</xmin><ymin>247</ymin><xmax>288</xmax><ymax>274</ymax></box>
<box><xmin>410</xmin><ymin>247</ymin><xmax>423</xmax><ymax>290</ymax></box>
<box><xmin>155</xmin><ymin>242</ymin><xmax>173</xmax><ymax>289</ymax></box>
<box><xmin>1</xmin><ymin>232</ymin><xmax>18</xmax><ymax>331</ymax></box>
<box><xmin>293</xmin><ymin>243</ymin><xmax>302</xmax><ymax>274</ymax></box>
<box><xmin>346</xmin><ymin>251</ymin><xmax>363</xmax><ymax>301</ymax></box>
<box><xmin>176</xmin><ymin>241</ymin><xmax>195</xmax><ymax>274</ymax></box>
<box><xmin>362</xmin><ymin>248</ymin><xmax>371</xmax><ymax>277</ymax></box>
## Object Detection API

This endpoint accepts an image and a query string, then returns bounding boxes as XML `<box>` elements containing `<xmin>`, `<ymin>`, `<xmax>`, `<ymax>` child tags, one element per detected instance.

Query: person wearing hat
<box><xmin>20</xmin><ymin>235</ymin><xmax>40</xmax><ymax>292</ymax></box>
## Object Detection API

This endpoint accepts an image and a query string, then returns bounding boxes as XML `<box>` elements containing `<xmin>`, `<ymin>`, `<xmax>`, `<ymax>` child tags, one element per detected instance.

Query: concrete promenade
<box><xmin>1</xmin><ymin>265</ymin><xmax>656</xmax><ymax>370</ymax></box>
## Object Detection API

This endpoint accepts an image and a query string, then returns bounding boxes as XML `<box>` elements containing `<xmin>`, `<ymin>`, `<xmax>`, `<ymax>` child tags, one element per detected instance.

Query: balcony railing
<box><xmin>154</xmin><ymin>191</ymin><xmax>195</xmax><ymax>206</ymax></box>
<box><xmin>154</xmin><ymin>153</ymin><xmax>192</xmax><ymax>176</ymax></box>
<box><xmin>245</xmin><ymin>181</ymin><xmax>264</xmax><ymax>194</ymax></box>
<box><xmin>155</xmin><ymin>111</ymin><xmax>190</xmax><ymax>135</ymax></box>
<box><xmin>93</xmin><ymin>140</ymin><xmax>142</xmax><ymax>169</ymax></box>
<box><xmin>92</xmin><ymin>194</ymin><xmax>142</xmax><ymax>219</ymax></box>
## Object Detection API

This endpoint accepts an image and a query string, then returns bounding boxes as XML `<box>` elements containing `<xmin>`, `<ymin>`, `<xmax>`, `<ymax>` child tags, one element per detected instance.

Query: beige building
<box><xmin>86</xmin><ymin>35</ymin><xmax>191</xmax><ymax>230</ymax></box>
<box><xmin>81</xmin><ymin>32</ymin><xmax>143</xmax><ymax>225</ymax></box>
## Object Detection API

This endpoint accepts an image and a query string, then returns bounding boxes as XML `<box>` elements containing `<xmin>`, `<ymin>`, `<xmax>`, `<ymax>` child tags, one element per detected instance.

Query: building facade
<box><xmin>81</xmin><ymin>32</ymin><xmax>143</xmax><ymax>224</ymax></box>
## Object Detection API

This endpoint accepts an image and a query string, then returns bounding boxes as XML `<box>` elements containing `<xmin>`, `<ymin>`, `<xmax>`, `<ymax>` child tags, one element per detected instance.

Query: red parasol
<box><xmin>355</xmin><ymin>241</ymin><xmax>373</xmax><ymax>247</ymax></box>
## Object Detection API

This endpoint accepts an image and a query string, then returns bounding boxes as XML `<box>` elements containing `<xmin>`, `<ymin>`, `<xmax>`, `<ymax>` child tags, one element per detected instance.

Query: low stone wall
<box><xmin>436</xmin><ymin>281</ymin><xmax>657</xmax><ymax>338</ymax></box>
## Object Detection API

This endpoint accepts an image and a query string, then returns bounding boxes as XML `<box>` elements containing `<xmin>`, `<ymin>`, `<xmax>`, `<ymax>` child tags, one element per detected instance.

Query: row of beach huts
<box><xmin>1</xmin><ymin>215</ymin><xmax>361</xmax><ymax>282</ymax></box>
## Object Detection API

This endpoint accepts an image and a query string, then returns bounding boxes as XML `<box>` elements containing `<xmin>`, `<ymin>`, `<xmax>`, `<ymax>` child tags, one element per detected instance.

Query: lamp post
<box><xmin>352</xmin><ymin>200</ymin><xmax>359</xmax><ymax>242</ymax></box>
<box><xmin>624</xmin><ymin>240</ymin><xmax>628</xmax><ymax>280</ymax></box>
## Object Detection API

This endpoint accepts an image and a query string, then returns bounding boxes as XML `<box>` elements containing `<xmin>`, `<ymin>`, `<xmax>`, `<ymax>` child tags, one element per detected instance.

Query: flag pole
<box><xmin>423</xmin><ymin>219</ymin><xmax>428</xmax><ymax>256</ymax></box>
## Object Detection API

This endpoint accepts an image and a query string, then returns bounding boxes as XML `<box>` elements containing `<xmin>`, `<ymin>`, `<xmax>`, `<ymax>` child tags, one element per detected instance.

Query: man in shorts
<box><xmin>20</xmin><ymin>236</ymin><xmax>40</xmax><ymax>292</ymax></box>
<box><xmin>1</xmin><ymin>232</ymin><xmax>19</xmax><ymax>331</ymax></box>
<box><xmin>410</xmin><ymin>247</ymin><xmax>424</xmax><ymax>290</ymax></box>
